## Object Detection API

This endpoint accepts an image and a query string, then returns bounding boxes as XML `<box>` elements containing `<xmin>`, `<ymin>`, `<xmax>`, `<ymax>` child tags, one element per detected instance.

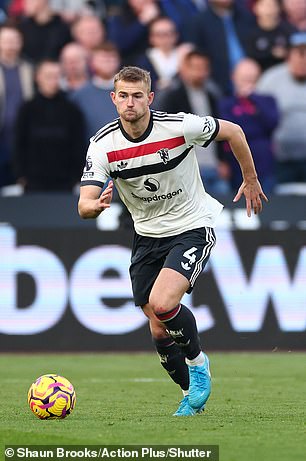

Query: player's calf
<box><xmin>155</xmin><ymin>304</ymin><xmax>212</xmax><ymax>411</ymax></box>
<box><xmin>153</xmin><ymin>336</ymin><xmax>189</xmax><ymax>390</ymax></box>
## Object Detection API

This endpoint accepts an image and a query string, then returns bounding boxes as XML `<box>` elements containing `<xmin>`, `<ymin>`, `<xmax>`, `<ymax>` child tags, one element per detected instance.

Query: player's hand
<box><xmin>96</xmin><ymin>180</ymin><xmax>113</xmax><ymax>212</ymax></box>
<box><xmin>233</xmin><ymin>177</ymin><xmax>268</xmax><ymax>217</ymax></box>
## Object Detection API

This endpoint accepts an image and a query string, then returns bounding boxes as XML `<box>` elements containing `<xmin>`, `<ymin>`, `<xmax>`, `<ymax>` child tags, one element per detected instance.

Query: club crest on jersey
<box><xmin>157</xmin><ymin>148</ymin><xmax>170</xmax><ymax>164</ymax></box>
<box><xmin>117</xmin><ymin>160</ymin><xmax>128</xmax><ymax>170</ymax></box>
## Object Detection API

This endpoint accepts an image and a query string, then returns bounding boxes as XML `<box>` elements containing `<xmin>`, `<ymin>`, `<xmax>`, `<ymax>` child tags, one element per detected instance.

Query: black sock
<box><xmin>153</xmin><ymin>337</ymin><xmax>189</xmax><ymax>391</ymax></box>
<box><xmin>156</xmin><ymin>304</ymin><xmax>201</xmax><ymax>360</ymax></box>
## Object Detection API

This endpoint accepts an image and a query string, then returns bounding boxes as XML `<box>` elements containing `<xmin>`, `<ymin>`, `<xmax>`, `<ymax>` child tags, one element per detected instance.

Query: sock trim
<box><xmin>156</xmin><ymin>304</ymin><xmax>181</xmax><ymax>322</ymax></box>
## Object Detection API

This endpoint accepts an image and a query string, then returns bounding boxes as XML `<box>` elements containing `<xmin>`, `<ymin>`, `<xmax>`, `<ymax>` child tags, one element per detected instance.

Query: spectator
<box><xmin>156</xmin><ymin>50</ymin><xmax>230</xmax><ymax>196</ymax></box>
<box><xmin>107</xmin><ymin>0</ymin><xmax>207</xmax><ymax>64</ymax></box>
<box><xmin>71</xmin><ymin>43</ymin><xmax>120</xmax><ymax>140</ymax></box>
<box><xmin>282</xmin><ymin>0</ymin><xmax>306</xmax><ymax>32</ymax></box>
<box><xmin>8</xmin><ymin>0</ymin><xmax>106</xmax><ymax>21</ymax></box>
<box><xmin>159</xmin><ymin>0</ymin><xmax>207</xmax><ymax>40</ymax></box>
<box><xmin>256</xmin><ymin>32</ymin><xmax>306</xmax><ymax>184</ymax></box>
<box><xmin>19</xmin><ymin>0</ymin><xmax>71</xmax><ymax>63</ymax></box>
<box><xmin>7</xmin><ymin>0</ymin><xmax>24</xmax><ymax>19</ymax></box>
<box><xmin>50</xmin><ymin>0</ymin><xmax>105</xmax><ymax>24</ymax></box>
<box><xmin>218</xmin><ymin>58</ymin><xmax>279</xmax><ymax>192</ymax></box>
<box><xmin>71</xmin><ymin>14</ymin><xmax>106</xmax><ymax>59</ymax></box>
<box><xmin>13</xmin><ymin>60</ymin><xmax>85</xmax><ymax>192</ymax></box>
<box><xmin>106</xmin><ymin>0</ymin><xmax>161</xmax><ymax>64</ymax></box>
<box><xmin>247</xmin><ymin>0</ymin><xmax>294</xmax><ymax>71</ymax></box>
<box><xmin>186</xmin><ymin>0</ymin><xmax>255</xmax><ymax>94</ymax></box>
<box><xmin>135</xmin><ymin>16</ymin><xmax>190</xmax><ymax>91</ymax></box>
<box><xmin>0</xmin><ymin>22</ymin><xmax>33</xmax><ymax>188</ymax></box>
<box><xmin>60</xmin><ymin>42</ymin><xmax>89</xmax><ymax>93</ymax></box>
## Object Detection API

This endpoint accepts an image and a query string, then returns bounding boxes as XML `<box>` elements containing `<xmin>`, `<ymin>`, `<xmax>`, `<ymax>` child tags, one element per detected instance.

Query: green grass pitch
<box><xmin>0</xmin><ymin>352</ymin><xmax>305</xmax><ymax>461</ymax></box>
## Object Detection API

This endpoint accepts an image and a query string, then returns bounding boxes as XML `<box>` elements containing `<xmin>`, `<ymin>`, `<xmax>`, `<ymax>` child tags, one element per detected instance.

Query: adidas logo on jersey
<box><xmin>117</xmin><ymin>160</ymin><xmax>128</xmax><ymax>170</ymax></box>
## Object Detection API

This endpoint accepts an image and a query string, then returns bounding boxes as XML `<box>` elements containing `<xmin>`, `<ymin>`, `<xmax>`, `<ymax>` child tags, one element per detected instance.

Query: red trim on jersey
<box><xmin>106</xmin><ymin>136</ymin><xmax>185</xmax><ymax>163</ymax></box>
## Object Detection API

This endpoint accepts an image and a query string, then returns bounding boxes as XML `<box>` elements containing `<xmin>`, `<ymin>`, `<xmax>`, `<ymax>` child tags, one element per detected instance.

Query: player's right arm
<box><xmin>78</xmin><ymin>135</ymin><xmax>112</xmax><ymax>219</ymax></box>
<box><xmin>78</xmin><ymin>181</ymin><xmax>114</xmax><ymax>219</ymax></box>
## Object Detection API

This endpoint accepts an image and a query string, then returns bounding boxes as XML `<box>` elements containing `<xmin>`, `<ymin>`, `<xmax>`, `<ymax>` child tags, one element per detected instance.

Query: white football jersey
<box><xmin>81</xmin><ymin>111</ymin><xmax>223</xmax><ymax>237</ymax></box>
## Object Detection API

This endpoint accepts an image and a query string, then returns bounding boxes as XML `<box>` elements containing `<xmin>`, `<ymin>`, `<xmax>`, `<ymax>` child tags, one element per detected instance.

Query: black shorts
<box><xmin>129</xmin><ymin>227</ymin><xmax>216</xmax><ymax>306</ymax></box>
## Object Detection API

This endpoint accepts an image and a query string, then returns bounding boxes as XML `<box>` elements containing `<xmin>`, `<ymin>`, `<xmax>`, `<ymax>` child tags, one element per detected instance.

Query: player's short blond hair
<box><xmin>114</xmin><ymin>66</ymin><xmax>151</xmax><ymax>93</ymax></box>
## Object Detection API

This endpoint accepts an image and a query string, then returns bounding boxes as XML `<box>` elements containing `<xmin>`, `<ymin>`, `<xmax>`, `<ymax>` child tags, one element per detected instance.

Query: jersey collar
<box><xmin>118</xmin><ymin>111</ymin><xmax>153</xmax><ymax>143</ymax></box>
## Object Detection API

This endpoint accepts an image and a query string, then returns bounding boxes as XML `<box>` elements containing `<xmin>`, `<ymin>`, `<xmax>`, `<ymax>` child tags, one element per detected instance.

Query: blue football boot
<box><xmin>188</xmin><ymin>353</ymin><xmax>211</xmax><ymax>411</ymax></box>
<box><xmin>173</xmin><ymin>396</ymin><xmax>205</xmax><ymax>416</ymax></box>
<box><xmin>173</xmin><ymin>396</ymin><xmax>195</xmax><ymax>416</ymax></box>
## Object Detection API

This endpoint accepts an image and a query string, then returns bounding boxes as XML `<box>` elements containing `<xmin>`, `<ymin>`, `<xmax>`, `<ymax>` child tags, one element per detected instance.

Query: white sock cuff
<box><xmin>186</xmin><ymin>351</ymin><xmax>205</xmax><ymax>367</ymax></box>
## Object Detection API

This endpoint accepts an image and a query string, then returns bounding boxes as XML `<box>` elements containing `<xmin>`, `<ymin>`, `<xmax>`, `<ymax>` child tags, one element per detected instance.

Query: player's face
<box><xmin>111</xmin><ymin>80</ymin><xmax>154</xmax><ymax>123</ymax></box>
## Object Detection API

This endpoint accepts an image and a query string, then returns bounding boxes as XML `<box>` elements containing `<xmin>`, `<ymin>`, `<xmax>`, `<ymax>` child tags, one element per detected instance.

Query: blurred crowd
<box><xmin>0</xmin><ymin>0</ymin><xmax>306</xmax><ymax>195</ymax></box>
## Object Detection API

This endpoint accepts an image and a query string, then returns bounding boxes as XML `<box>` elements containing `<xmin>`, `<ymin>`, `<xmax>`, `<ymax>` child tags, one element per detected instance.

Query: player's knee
<box><xmin>152</xmin><ymin>305</ymin><xmax>169</xmax><ymax>315</ymax></box>
<box><xmin>148</xmin><ymin>295</ymin><xmax>175</xmax><ymax>316</ymax></box>
<box><xmin>142</xmin><ymin>300</ymin><xmax>166</xmax><ymax>316</ymax></box>
<box><xmin>148</xmin><ymin>297</ymin><xmax>164</xmax><ymax>315</ymax></box>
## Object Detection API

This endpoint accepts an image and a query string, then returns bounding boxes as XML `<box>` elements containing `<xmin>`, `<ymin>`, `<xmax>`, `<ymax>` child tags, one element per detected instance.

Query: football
<box><xmin>28</xmin><ymin>374</ymin><xmax>76</xmax><ymax>419</ymax></box>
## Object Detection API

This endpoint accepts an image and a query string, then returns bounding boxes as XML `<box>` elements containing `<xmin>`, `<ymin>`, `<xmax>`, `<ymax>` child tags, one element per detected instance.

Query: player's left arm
<box><xmin>215</xmin><ymin>119</ymin><xmax>268</xmax><ymax>217</ymax></box>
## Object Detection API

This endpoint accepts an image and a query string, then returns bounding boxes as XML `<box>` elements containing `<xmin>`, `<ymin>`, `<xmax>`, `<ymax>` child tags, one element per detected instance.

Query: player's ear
<box><xmin>110</xmin><ymin>91</ymin><xmax>116</xmax><ymax>104</ymax></box>
<box><xmin>148</xmin><ymin>91</ymin><xmax>154</xmax><ymax>106</ymax></box>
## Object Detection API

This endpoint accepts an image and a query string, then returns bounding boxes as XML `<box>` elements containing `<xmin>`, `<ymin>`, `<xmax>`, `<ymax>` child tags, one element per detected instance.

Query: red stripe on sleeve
<box><xmin>107</xmin><ymin>136</ymin><xmax>185</xmax><ymax>163</ymax></box>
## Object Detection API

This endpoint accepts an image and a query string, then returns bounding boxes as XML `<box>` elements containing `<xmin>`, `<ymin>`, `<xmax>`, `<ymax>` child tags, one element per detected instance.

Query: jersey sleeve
<box><xmin>80</xmin><ymin>139</ymin><xmax>110</xmax><ymax>187</ymax></box>
<box><xmin>182</xmin><ymin>113</ymin><xmax>220</xmax><ymax>148</ymax></box>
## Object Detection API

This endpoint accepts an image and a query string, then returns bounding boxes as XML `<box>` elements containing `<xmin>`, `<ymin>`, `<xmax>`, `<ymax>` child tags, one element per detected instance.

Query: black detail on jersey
<box><xmin>203</xmin><ymin>118</ymin><xmax>220</xmax><ymax>147</ymax></box>
<box><xmin>80</xmin><ymin>180</ymin><xmax>104</xmax><ymax>188</ymax></box>
<box><xmin>152</xmin><ymin>111</ymin><xmax>167</xmax><ymax>116</ymax></box>
<box><xmin>153</xmin><ymin>117</ymin><xmax>185</xmax><ymax>123</ymax></box>
<box><xmin>153</xmin><ymin>111</ymin><xmax>183</xmax><ymax>115</ymax></box>
<box><xmin>110</xmin><ymin>146</ymin><xmax>192</xmax><ymax>180</ymax></box>
<box><xmin>119</xmin><ymin>112</ymin><xmax>154</xmax><ymax>143</ymax></box>
<box><xmin>93</xmin><ymin>120</ymin><xmax>120</xmax><ymax>142</ymax></box>
<box><xmin>152</xmin><ymin>111</ymin><xmax>184</xmax><ymax>118</ymax></box>
<box><xmin>144</xmin><ymin>178</ymin><xmax>160</xmax><ymax>192</ymax></box>
<box><xmin>132</xmin><ymin>188</ymin><xmax>182</xmax><ymax>203</ymax></box>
